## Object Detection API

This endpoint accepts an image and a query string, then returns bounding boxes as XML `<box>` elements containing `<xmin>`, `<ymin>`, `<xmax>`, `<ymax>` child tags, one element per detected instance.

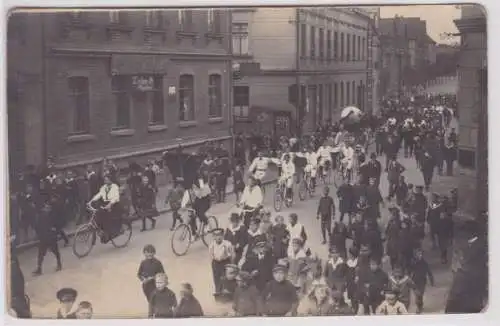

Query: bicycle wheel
<box><xmin>201</xmin><ymin>216</ymin><xmax>219</xmax><ymax>247</ymax></box>
<box><xmin>72</xmin><ymin>224</ymin><xmax>96</xmax><ymax>258</ymax></box>
<box><xmin>274</xmin><ymin>187</ymin><xmax>283</xmax><ymax>212</ymax></box>
<box><xmin>171</xmin><ymin>224</ymin><xmax>192</xmax><ymax>256</ymax></box>
<box><xmin>111</xmin><ymin>221</ymin><xmax>133</xmax><ymax>248</ymax></box>
<box><xmin>298</xmin><ymin>180</ymin><xmax>307</xmax><ymax>201</ymax></box>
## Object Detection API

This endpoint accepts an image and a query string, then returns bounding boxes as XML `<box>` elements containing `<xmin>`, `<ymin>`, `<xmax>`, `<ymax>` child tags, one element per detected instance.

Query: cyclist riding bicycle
<box><xmin>317</xmin><ymin>141</ymin><xmax>338</xmax><ymax>177</ymax></box>
<box><xmin>248</xmin><ymin>151</ymin><xmax>280</xmax><ymax>188</ymax></box>
<box><xmin>180</xmin><ymin>174</ymin><xmax>211</xmax><ymax>238</ymax></box>
<box><xmin>87</xmin><ymin>174</ymin><xmax>122</xmax><ymax>243</ymax></box>
<box><xmin>279</xmin><ymin>153</ymin><xmax>296</xmax><ymax>203</ymax></box>
<box><xmin>340</xmin><ymin>143</ymin><xmax>355</xmax><ymax>182</ymax></box>
<box><xmin>296</xmin><ymin>147</ymin><xmax>319</xmax><ymax>189</ymax></box>
<box><xmin>238</xmin><ymin>176</ymin><xmax>263</xmax><ymax>228</ymax></box>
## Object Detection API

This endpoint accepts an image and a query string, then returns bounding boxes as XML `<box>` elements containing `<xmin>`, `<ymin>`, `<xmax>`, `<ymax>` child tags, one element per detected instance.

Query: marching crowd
<box><xmin>10</xmin><ymin>94</ymin><xmax>466</xmax><ymax>318</ymax></box>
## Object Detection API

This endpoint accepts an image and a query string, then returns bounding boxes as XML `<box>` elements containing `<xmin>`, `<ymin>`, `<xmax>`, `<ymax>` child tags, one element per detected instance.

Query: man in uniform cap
<box><xmin>241</xmin><ymin>241</ymin><xmax>274</xmax><ymax>292</ymax></box>
<box><xmin>209</xmin><ymin>228</ymin><xmax>234</xmax><ymax>296</ymax></box>
<box><xmin>261</xmin><ymin>264</ymin><xmax>298</xmax><ymax>316</ymax></box>
<box><xmin>216</xmin><ymin>264</ymin><xmax>239</xmax><ymax>302</ymax></box>
<box><xmin>56</xmin><ymin>288</ymin><xmax>78</xmax><ymax>319</ymax></box>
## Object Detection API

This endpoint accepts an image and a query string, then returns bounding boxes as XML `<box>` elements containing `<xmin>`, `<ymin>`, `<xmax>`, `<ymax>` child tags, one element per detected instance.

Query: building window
<box><xmin>319</xmin><ymin>28</ymin><xmax>324</xmax><ymax>61</ymax></box>
<box><xmin>208</xmin><ymin>74</ymin><xmax>222</xmax><ymax>118</ymax></box>
<box><xmin>111</xmin><ymin>76</ymin><xmax>132</xmax><ymax>129</ymax></box>
<box><xmin>317</xmin><ymin>84</ymin><xmax>323</xmax><ymax>122</ymax></box>
<box><xmin>334</xmin><ymin>83</ymin><xmax>338</xmax><ymax>109</ymax></box>
<box><xmin>340</xmin><ymin>81</ymin><xmax>344</xmax><ymax>107</ymax></box>
<box><xmin>178</xmin><ymin>9</ymin><xmax>193</xmax><ymax>32</ymax></box>
<box><xmin>179</xmin><ymin>74</ymin><xmax>195</xmax><ymax>121</ymax></box>
<box><xmin>361</xmin><ymin>37</ymin><xmax>368</xmax><ymax>60</ymax></box>
<box><xmin>352</xmin><ymin>81</ymin><xmax>356</xmax><ymax>104</ymax></box>
<box><xmin>310</xmin><ymin>26</ymin><xmax>316</xmax><ymax>59</ymax></box>
<box><xmin>326</xmin><ymin>30</ymin><xmax>332</xmax><ymax>61</ymax></box>
<box><xmin>352</xmin><ymin>35</ymin><xmax>356</xmax><ymax>61</ymax></box>
<box><xmin>346</xmin><ymin>81</ymin><xmax>350</xmax><ymax>105</ymax></box>
<box><xmin>340</xmin><ymin>32</ymin><xmax>344</xmax><ymax>61</ymax></box>
<box><xmin>357</xmin><ymin>36</ymin><xmax>361</xmax><ymax>60</ymax></box>
<box><xmin>207</xmin><ymin>9</ymin><xmax>221</xmax><ymax>33</ymax></box>
<box><xmin>109</xmin><ymin>11</ymin><xmax>126</xmax><ymax>24</ymax></box>
<box><xmin>232</xmin><ymin>23</ymin><xmax>249</xmax><ymax>56</ymax></box>
<box><xmin>300</xmin><ymin>23</ymin><xmax>307</xmax><ymax>57</ymax></box>
<box><xmin>346</xmin><ymin>34</ymin><xmax>351</xmax><ymax>61</ymax></box>
<box><xmin>333</xmin><ymin>31</ymin><xmax>338</xmax><ymax>61</ymax></box>
<box><xmin>142</xmin><ymin>76</ymin><xmax>164</xmax><ymax>125</ymax></box>
<box><xmin>233</xmin><ymin>86</ymin><xmax>250</xmax><ymax>119</ymax></box>
<box><xmin>145</xmin><ymin>11</ymin><xmax>164</xmax><ymax>29</ymax></box>
<box><xmin>327</xmin><ymin>84</ymin><xmax>332</xmax><ymax>119</ymax></box>
<box><xmin>68</xmin><ymin>76</ymin><xmax>90</xmax><ymax>134</ymax></box>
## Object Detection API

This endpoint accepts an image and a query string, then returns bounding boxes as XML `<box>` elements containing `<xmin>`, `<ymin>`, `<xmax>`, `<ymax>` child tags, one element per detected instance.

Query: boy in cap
<box><xmin>395</xmin><ymin>175</ymin><xmax>408</xmax><ymax>207</ymax></box>
<box><xmin>316</xmin><ymin>186</ymin><xmax>335</xmax><ymax>244</ymax></box>
<box><xmin>75</xmin><ymin>301</ymin><xmax>93</xmax><ymax>319</ymax></box>
<box><xmin>262</xmin><ymin>264</ymin><xmax>299</xmax><ymax>316</ymax></box>
<box><xmin>409</xmin><ymin>248</ymin><xmax>434</xmax><ymax>314</ymax></box>
<box><xmin>330</xmin><ymin>221</ymin><xmax>348</xmax><ymax>259</ymax></box>
<box><xmin>232</xmin><ymin>271</ymin><xmax>263</xmax><ymax>316</ymax></box>
<box><xmin>137</xmin><ymin>244</ymin><xmax>165</xmax><ymax>303</ymax></box>
<box><xmin>224</xmin><ymin>213</ymin><xmax>248</xmax><ymax>265</ymax></box>
<box><xmin>330</xmin><ymin>289</ymin><xmax>355</xmax><ymax>315</ymax></box>
<box><xmin>175</xmin><ymin>283</ymin><xmax>204</xmax><ymax>318</ymax></box>
<box><xmin>209</xmin><ymin>228</ymin><xmax>235</xmax><ymax>295</ymax></box>
<box><xmin>56</xmin><ymin>287</ymin><xmax>78</xmax><ymax>319</ymax></box>
<box><xmin>412</xmin><ymin>185</ymin><xmax>428</xmax><ymax>224</ymax></box>
<box><xmin>269</xmin><ymin>215</ymin><xmax>289</xmax><ymax>262</ymax></box>
<box><xmin>148</xmin><ymin>273</ymin><xmax>177</xmax><ymax>318</ymax></box>
<box><xmin>137</xmin><ymin>175</ymin><xmax>157</xmax><ymax>231</ymax></box>
<box><xmin>375</xmin><ymin>289</ymin><xmax>408</xmax><ymax>315</ymax></box>
<box><xmin>358</xmin><ymin>258</ymin><xmax>388</xmax><ymax>315</ymax></box>
<box><xmin>426</xmin><ymin>193</ymin><xmax>443</xmax><ymax>248</ymax></box>
<box><xmin>243</xmin><ymin>217</ymin><xmax>266</xmax><ymax>259</ymax></box>
<box><xmin>33</xmin><ymin>202</ymin><xmax>62</xmax><ymax>276</ymax></box>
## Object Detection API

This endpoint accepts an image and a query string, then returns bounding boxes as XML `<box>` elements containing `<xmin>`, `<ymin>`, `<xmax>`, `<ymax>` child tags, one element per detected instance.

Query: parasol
<box><xmin>340</xmin><ymin>106</ymin><xmax>363</xmax><ymax>125</ymax></box>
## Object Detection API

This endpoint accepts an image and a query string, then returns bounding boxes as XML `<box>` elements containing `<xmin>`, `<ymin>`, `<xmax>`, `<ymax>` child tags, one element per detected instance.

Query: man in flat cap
<box><xmin>241</xmin><ymin>241</ymin><xmax>274</xmax><ymax>292</ymax></box>
<box><xmin>217</xmin><ymin>264</ymin><xmax>239</xmax><ymax>302</ymax></box>
<box><xmin>56</xmin><ymin>288</ymin><xmax>78</xmax><ymax>319</ymax></box>
<box><xmin>261</xmin><ymin>264</ymin><xmax>299</xmax><ymax>316</ymax></box>
<box><xmin>209</xmin><ymin>228</ymin><xmax>235</xmax><ymax>296</ymax></box>
<box><xmin>232</xmin><ymin>271</ymin><xmax>263</xmax><ymax>316</ymax></box>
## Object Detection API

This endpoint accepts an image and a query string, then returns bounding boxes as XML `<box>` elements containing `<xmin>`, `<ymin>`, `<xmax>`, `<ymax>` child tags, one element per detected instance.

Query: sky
<box><xmin>380</xmin><ymin>5</ymin><xmax>461</xmax><ymax>44</ymax></box>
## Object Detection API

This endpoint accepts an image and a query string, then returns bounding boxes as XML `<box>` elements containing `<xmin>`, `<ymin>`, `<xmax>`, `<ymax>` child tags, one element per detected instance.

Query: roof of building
<box><xmin>379</xmin><ymin>17</ymin><xmax>436</xmax><ymax>44</ymax></box>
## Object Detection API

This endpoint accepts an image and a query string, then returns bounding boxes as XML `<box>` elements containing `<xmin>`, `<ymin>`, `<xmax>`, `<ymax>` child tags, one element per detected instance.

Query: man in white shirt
<box><xmin>298</xmin><ymin>148</ymin><xmax>319</xmax><ymax>188</ymax></box>
<box><xmin>248</xmin><ymin>151</ymin><xmax>280</xmax><ymax>184</ymax></box>
<box><xmin>317</xmin><ymin>142</ymin><xmax>337</xmax><ymax>177</ymax></box>
<box><xmin>209</xmin><ymin>228</ymin><xmax>235</xmax><ymax>295</ymax></box>
<box><xmin>88</xmin><ymin>175</ymin><xmax>121</xmax><ymax>242</ymax></box>
<box><xmin>341</xmin><ymin>144</ymin><xmax>354</xmax><ymax>181</ymax></box>
<box><xmin>239</xmin><ymin>177</ymin><xmax>263</xmax><ymax>227</ymax></box>
<box><xmin>375</xmin><ymin>290</ymin><xmax>408</xmax><ymax>315</ymax></box>
<box><xmin>279</xmin><ymin>154</ymin><xmax>296</xmax><ymax>202</ymax></box>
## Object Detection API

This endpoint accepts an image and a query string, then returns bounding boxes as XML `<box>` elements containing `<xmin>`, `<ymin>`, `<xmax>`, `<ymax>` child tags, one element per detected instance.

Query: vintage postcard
<box><xmin>6</xmin><ymin>4</ymin><xmax>487</xmax><ymax>319</ymax></box>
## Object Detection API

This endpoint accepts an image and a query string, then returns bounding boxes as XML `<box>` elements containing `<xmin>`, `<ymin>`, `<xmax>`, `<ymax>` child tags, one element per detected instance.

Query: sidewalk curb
<box><xmin>15</xmin><ymin>177</ymin><xmax>278</xmax><ymax>252</ymax></box>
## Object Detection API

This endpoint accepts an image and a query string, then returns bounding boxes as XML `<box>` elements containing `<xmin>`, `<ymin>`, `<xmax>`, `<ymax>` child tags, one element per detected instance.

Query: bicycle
<box><xmin>72</xmin><ymin>204</ymin><xmax>133</xmax><ymax>258</ymax></box>
<box><xmin>334</xmin><ymin>158</ymin><xmax>351</xmax><ymax>187</ymax></box>
<box><xmin>298</xmin><ymin>170</ymin><xmax>314</xmax><ymax>201</ymax></box>
<box><xmin>318</xmin><ymin>160</ymin><xmax>332</xmax><ymax>185</ymax></box>
<box><xmin>274</xmin><ymin>177</ymin><xmax>293</xmax><ymax>212</ymax></box>
<box><xmin>171</xmin><ymin>208</ymin><xmax>219</xmax><ymax>256</ymax></box>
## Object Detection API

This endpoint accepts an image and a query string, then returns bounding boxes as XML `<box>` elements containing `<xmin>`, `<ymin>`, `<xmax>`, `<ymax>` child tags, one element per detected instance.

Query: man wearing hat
<box><xmin>209</xmin><ymin>228</ymin><xmax>235</xmax><ymax>296</ymax></box>
<box><xmin>261</xmin><ymin>264</ymin><xmax>299</xmax><ymax>316</ymax></box>
<box><xmin>242</xmin><ymin>217</ymin><xmax>266</xmax><ymax>260</ymax></box>
<box><xmin>217</xmin><ymin>264</ymin><xmax>239</xmax><ymax>302</ymax></box>
<box><xmin>56</xmin><ymin>288</ymin><xmax>78</xmax><ymax>319</ymax></box>
<box><xmin>232</xmin><ymin>271</ymin><xmax>263</xmax><ymax>316</ymax></box>
<box><xmin>411</xmin><ymin>186</ymin><xmax>428</xmax><ymax>226</ymax></box>
<box><xmin>330</xmin><ymin>289</ymin><xmax>354</xmax><ymax>315</ymax></box>
<box><xmin>420</xmin><ymin>151</ymin><xmax>435</xmax><ymax>191</ymax></box>
<box><xmin>426</xmin><ymin>193</ymin><xmax>442</xmax><ymax>249</ymax></box>
<box><xmin>241</xmin><ymin>241</ymin><xmax>274</xmax><ymax>292</ymax></box>
<box><xmin>224</xmin><ymin>213</ymin><xmax>247</xmax><ymax>265</ymax></box>
<box><xmin>238</xmin><ymin>176</ymin><xmax>264</xmax><ymax>228</ymax></box>
<box><xmin>324</xmin><ymin>246</ymin><xmax>347</xmax><ymax>293</ymax></box>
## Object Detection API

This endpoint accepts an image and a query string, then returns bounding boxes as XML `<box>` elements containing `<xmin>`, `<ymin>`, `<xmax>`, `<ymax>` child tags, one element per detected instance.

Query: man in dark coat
<box><xmin>241</xmin><ymin>241</ymin><xmax>274</xmax><ymax>292</ymax></box>
<box><xmin>420</xmin><ymin>151</ymin><xmax>435</xmax><ymax>192</ymax></box>
<box><xmin>337</xmin><ymin>181</ymin><xmax>354</xmax><ymax>223</ymax></box>
<box><xmin>33</xmin><ymin>202</ymin><xmax>62</xmax><ymax>276</ymax></box>
<box><xmin>366</xmin><ymin>153</ymin><xmax>382</xmax><ymax>187</ymax></box>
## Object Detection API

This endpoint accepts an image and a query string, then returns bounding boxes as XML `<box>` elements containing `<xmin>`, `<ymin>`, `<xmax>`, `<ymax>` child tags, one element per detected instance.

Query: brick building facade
<box><xmin>231</xmin><ymin>8</ymin><xmax>375</xmax><ymax>136</ymax></box>
<box><xmin>7</xmin><ymin>10</ymin><xmax>232</xmax><ymax>173</ymax></box>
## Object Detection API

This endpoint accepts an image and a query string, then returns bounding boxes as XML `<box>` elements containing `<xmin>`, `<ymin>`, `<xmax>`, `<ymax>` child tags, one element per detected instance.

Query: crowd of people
<box><xmin>10</xmin><ymin>93</ymin><xmax>471</xmax><ymax>318</ymax></box>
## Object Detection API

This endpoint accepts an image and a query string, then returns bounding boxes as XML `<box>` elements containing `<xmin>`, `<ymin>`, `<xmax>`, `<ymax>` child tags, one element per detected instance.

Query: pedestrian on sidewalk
<box><xmin>217</xmin><ymin>264</ymin><xmax>239</xmax><ymax>302</ymax></box>
<box><xmin>411</xmin><ymin>186</ymin><xmax>428</xmax><ymax>227</ymax></box>
<box><xmin>269</xmin><ymin>215</ymin><xmax>289</xmax><ymax>262</ymax></box>
<box><xmin>375</xmin><ymin>289</ymin><xmax>408</xmax><ymax>315</ymax></box>
<box><xmin>395</xmin><ymin>176</ymin><xmax>408</xmax><ymax>207</ymax></box>
<box><xmin>166</xmin><ymin>179</ymin><xmax>184</xmax><ymax>231</ymax></box>
<box><xmin>385</xmin><ymin>207</ymin><xmax>402</xmax><ymax>270</ymax></box>
<box><xmin>209</xmin><ymin>228</ymin><xmax>235</xmax><ymax>295</ymax></box>
<box><xmin>426</xmin><ymin>193</ymin><xmax>443</xmax><ymax>249</ymax></box>
<box><xmin>388</xmin><ymin>265</ymin><xmax>416</xmax><ymax>311</ymax></box>
<box><xmin>51</xmin><ymin>175</ymin><xmax>70</xmax><ymax>247</ymax></box>
<box><xmin>436</xmin><ymin>206</ymin><xmax>454</xmax><ymax>264</ymax></box>
<box><xmin>330</xmin><ymin>222</ymin><xmax>348</xmax><ymax>259</ymax></box>
<box><xmin>317</xmin><ymin>186</ymin><xmax>335</xmax><ymax>244</ymax></box>
<box><xmin>175</xmin><ymin>283</ymin><xmax>204</xmax><ymax>318</ymax></box>
<box><xmin>409</xmin><ymin>248</ymin><xmax>434</xmax><ymax>314</ymax></box>
<box><xmin>224</xmin><ymin>213</ymin><xmax>248</xmax><ymax>265</ymax></box>
<box><xmin>420</xmin><ymin>151</ymin><xmax>435</xmax><ymax>192</ymax></box>
<box><xmin>33</xmin><ymin>202</ymin><xmax>62</xmax><ymax>276</ymax></box>
<box><xmin>386</xmin><ymin>157</ymin><xmax>406</xmax><ymax>201</ymax></box>
<box><xmin>148</xmin><ymin>273</ymin><xmax>177</xmax><ymax>318</ymax></box>
<box><xmin>336</xmin><ymin>181</ymin><xmax>354</xmax><ymax>224</ymax></box>
<box><xmin>232</xmin><ymin>271</ymin><xmax>263</xmax><ymax>316</ymax></box>
<box><xmin>137</xmin><ymin>175</ymin><xmax>158</xmax><ymax>231</ymax></box>
<box><xmin>233</xmin><ymin>165</ymin><xmax>245</xmax><ymax>203</ymax></box>
<box><xmin>137</xmin><ymin>244</ymin><xmax>165</xmax><ymax>303</ymax></box>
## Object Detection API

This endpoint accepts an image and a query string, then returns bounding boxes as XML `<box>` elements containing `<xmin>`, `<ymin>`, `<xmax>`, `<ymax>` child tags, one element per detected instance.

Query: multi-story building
<box><xmin>379</xmin><ymin>16</ymin><xmax>436</xmax><ymax>96</ymax></box>
<box><xmin>231</xmin><ymin>7</ymin><xmax>375</xmax><ymax>135</ymax></box>
<box><xmin>453</xmin><ymin>5</ymin><xmax>487</xmax><ymax>219</ymax></box>
<box><xmin>7</xmin><ymin>9</ymin><xmax>232</xmax><ymax>173</ymax></box>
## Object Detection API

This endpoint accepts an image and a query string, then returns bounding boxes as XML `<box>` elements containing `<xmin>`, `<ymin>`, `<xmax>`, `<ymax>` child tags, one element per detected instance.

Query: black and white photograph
<box><xmin>5</xmin><ymin>3</ymin><xmax>488</xmax><ymax>319</ymax></box>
